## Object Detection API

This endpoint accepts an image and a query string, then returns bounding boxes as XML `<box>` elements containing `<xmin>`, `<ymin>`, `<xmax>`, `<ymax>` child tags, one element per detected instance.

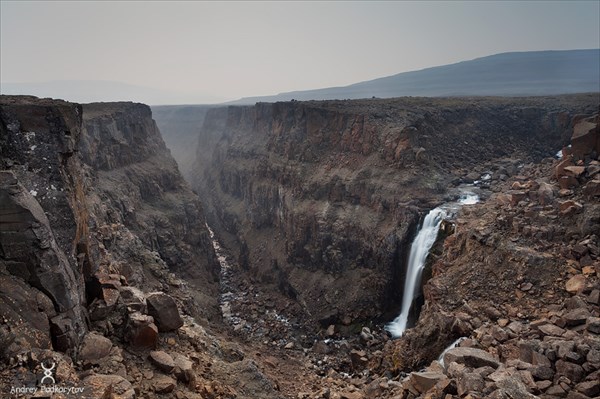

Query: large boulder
<box><xmin>571</xmin><ymin>114</ymin><xmax>599</xmax><ymax>159</ymax></box>
<box><xmin>149</xmin><ymin>350</ymin><xmax>175</xmax><ymax>373</ymax></box>
<box><xmin>78</xmin><ymin>332</ymin><xmax>112</xmax><ymax>364</ymax></box>
<box><xmin>443</xmin><ymin>347</ymin><xmax>500</xmax><ymax>370</ymax></box>
<box><xmin>146</xmin><ymin>292</ymin><xmax>183</xmax><ymax>332</ymax></box>
<box><xmin>125</xmin><ymin>312</ymin><xmax>158</xmax><ymax>349</ymax></box>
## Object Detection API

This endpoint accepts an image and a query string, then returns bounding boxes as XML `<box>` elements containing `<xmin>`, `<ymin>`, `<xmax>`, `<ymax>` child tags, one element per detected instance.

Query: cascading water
<box><xmin>386</xmin><ymin>188</ymin><xmax>480</xmax><ymax>338</ymax></box>
<box><xmin>386</xmin><ymin>207</ymin><xmax>447</xmax><ymax>338</ymax></box>
<box><xmin>438</xmin><ymin>337</ymin><xmax>466</xmax><ymax>367</ymax></box>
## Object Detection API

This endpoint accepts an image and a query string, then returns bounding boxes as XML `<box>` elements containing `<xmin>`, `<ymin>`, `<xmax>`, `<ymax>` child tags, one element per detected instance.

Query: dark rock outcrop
<box><xmin>0</xmin><ymin>97</ymin><xmax>88</xmax><ymax>358</ymax></box>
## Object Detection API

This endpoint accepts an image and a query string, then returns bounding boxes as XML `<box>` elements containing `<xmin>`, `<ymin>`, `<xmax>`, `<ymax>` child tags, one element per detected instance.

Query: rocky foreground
<box><xmin>0</xmin><ymin>94</ymin><xmax>598</xmax><ymax>399</ymax></box>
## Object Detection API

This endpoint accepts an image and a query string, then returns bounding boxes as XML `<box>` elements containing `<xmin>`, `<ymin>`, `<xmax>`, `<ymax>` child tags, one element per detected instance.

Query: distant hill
<box><xmin>231</xmin><ymin>49</ymin><xmax>600</xmax><ymax>104</ymax></box>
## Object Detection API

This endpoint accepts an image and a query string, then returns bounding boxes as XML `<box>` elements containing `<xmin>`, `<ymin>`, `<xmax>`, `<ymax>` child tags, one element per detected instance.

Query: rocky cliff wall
<box><xmin>192</xmin><ymin>95</ymin><xmax>599</xmax><ymax>327</ymax></box>
<box><xmin>81</xmin><ymin>102</ymin><xmax>219</xmax><ymax>313</ymax></box>
<box><xmin>0</xmin><ymin>97</ymin><xmax>87</xmax><ymax>357</ymax></box>
<box><xmin>0</xmin><ymin>96</ymin><xmax>219</xmax><ymax>363</ymax></box>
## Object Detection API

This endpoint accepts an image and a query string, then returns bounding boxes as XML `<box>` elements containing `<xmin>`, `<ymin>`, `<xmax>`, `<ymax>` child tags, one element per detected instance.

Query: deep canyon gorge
<box><xmin>1</xmin><ymin>93</ymin><xmax>599</xmax><ymax>399</ymax></box>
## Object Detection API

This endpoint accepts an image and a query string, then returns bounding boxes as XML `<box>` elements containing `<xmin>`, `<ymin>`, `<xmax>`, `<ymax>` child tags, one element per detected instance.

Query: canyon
<box><xmin>0</xmin><ymin>93</ymin><xmax>599</xmax><ymax>399</ymax></box>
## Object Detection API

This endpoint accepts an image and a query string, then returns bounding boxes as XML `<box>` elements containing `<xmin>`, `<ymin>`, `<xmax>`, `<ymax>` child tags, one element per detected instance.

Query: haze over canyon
<box><xmin>1</xmin><ymin>1</ymin><xmax>600</xmax><ymax>398</ymax></box>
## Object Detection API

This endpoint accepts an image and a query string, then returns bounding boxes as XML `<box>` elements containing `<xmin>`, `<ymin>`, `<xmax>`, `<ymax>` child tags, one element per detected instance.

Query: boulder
<box><xmin>559</xmin><ymin>200</ymin><xmax>583</xmax><ymax>215</ymax></box>
<box><xmin>149</xmin><ymin>350</ymin><xmax>175</xmax><ymax>373</ymax></box>
<box><xmin>349</xmin><ymin>349</ymin><xmax>369</xmax><ymax>371</ymax></box>
<box><xmin>173</xmin><ymin>353</ymin><xmax>195</xmax><ymax>384</ymax></box>
<box><xmin>587</xmin><ymin>316</ymin><xmax>600</xmax><ymax>334</ymax></box>
<box><xmin>509</xmin><ymin>190</ymin><xmax>528</xmax><ymax>206</ymax></box>
<box><xmin>538</xmin><ymin>323</ymin><xmax>565</xmax><ymax>337</ymax></box>
<box><xmin>564</xmin><ymin>166</ymin><xmax>586</xmax><ymax>177</ymax></box>
<box><xmin>531</xmin><ymin>365</ymin><xmax>554</xmax><ymax>381</ymax></box>
<box><xmin>576</xmin><ymin>380</ymin><xmax>600</xmax><ymax>397</ymax></box>
<box><xmin>456</xmin><ymin>372</ymin><xmax>485</xmax><ymax>396</ymax></box>
<box><xmin>119</xmin><ymin>286</ymin><xmax>146</xmax><ymax>312</ymax></box>
<box><xmin>79</xmin><ymin>332</ymin><xmax>112</xmax><ymax>363</ymax></box>
<box><xmin>126</xmin><ymin>312</ymin><xmax>158</xmax><ymax>349</ymax></box>
<box><xmin>555</xmin><ymin>359</ymin><xmax>584</xmax><ymax>383</ymax></box>
<box><xmin>555</xmin><ymin>157</ymin><xmax>575</xmax><ymax>179</ymax></box>
<box><xmin>152</xmin><ymin>374</ymin><xmax>176</xmax><ymax>394</ymax></box>
<box><xmin>565</xmin><ymin>275</ymin><xmax>587</xmax><ymax>294</ymax></box>
<box><xmin>559</xmin><ymin>175</ymin><xmax>579</xmax><ymax>189</ymax></box>
<box><xmin>563</xmin><ymin>308</ymin><xmax>591</xmax><ymax>327</ymax></box>
<box><xmin>571</xmin><ymin>115</ymin><xmax>599</xmax><ymax>159</ymax></box>
<box><xmin>410</xmin><ymin>371</ymin><xmax>446</xmax><ymax>393</ymax></box>
<box><xmin>443</xmin><ymin>347</ymin><xmax>500</xmax><ymax>369</ymax></box>
<box><xmin>584</xmin><ymin>179</ymin><xmax>600</xmax><ymax>197</ymax></box>
<box><xmin>488</xmin><ymin>367</ymin><xmax>537</xmax><ymax>398</ymax></box>
<box><xmin>146</xmin><ymin>292</ymin><xmax>183</xmax><ymax>332</ymax></box>
<box><xmin>537</xmin><ymin>182</ymin><xmax>555</xmax><ymax>205</ymax></box>
<box><xmin>83</xmin><ymin>374</ymin><xmax>135</xmax><ymax>399</ymax></box>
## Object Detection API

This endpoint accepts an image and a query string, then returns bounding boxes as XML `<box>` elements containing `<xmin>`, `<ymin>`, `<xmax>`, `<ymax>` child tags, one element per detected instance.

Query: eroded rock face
<box><xmin>80</xmin><ymin>102</ymin><xmax>220</xmax><ymax>320</ymax></box>
<box><xmin>0</xmin><ymin>97</ymin><xmax>88</xmax><ymax>358</ymax></box>
<box><xmin>0</xmin><ymin>96</ymin><xmax>228</xmax><ymax>398</ymax></box>
<box><xmin>189</xmin><ymin>95</ymin><xmax>598</xmax><ymax>326</ymax></box>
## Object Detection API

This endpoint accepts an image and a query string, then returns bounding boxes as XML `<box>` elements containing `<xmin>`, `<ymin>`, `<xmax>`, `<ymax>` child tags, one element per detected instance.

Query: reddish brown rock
<box><xmin>563</xmin><ymin>308</ymin><xmax>591</xmax><ymax>327</ymax></box>
<box><xmin>126</xmin><ymin>312</ymin><xmax>158</xmax><ymax>349</ymax></box>
<box><xmin>153</xmin><ymin>374</ymin><xmax>176</xmax><ymax>394</ymax></box>
<box><xmin>555</xmin><ymin>157</ymin><xmax>575</xmax><ymax>179</ymax></box>
<box><xmin>350</xmin><ymin>349</ymin><xmax>369</xmax><ymax>371</ymax></box>
<box><xmin>510</xmin><ymin>190</ymin><xmax>528</xmax><ymax>206</ymax></box>
<box><xmin>559</xmin><ymin>200</ymin><xmax>583</xmax><ymax>215</ymax></box>
<box><xmin>571</xmin><ymin>115</ymin><xmax>599</xmax><ymax>159</ymax></box>
<box><xmin>565</xmin><ymin>275</ymin><xmax>587</xmax><ymax>294</ymax></box>
<box><xmin>538</xmin><ymin>323</ymin><xmax>565</xmax><ymax>337</ymax></box>
<box><xmin>559</xmin><ymin>175</ymin><xmax>580</xmax><ymax>189</ymax></box>
<box><xmin>564</xmin><ymin>166</ymin><xmax>586</xmax><ymax>177</ymax></box>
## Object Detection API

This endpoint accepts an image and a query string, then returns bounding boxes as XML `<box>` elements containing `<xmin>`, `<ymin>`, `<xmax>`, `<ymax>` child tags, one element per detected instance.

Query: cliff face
<box><xmin>0</xmin><ymin>97</ymin><xmax>87</xmax><ymax>356</ymax></box>
<box><xmin>0</xmin><ymin>96</ymin><xmax>219</xmax><ymax>363</ymax></box>
<box><xmin>192</xmin><ymin>95</ymin><xmax>599</xmax><ymax>326</ymax></box>
<box><xmin>80</xmin><ymin>102</ymin><xmax>219</xmax><ymax>314</ymax></box>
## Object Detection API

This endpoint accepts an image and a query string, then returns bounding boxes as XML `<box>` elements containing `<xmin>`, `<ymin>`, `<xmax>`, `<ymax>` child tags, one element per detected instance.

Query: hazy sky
<box><xmin>1</xmin><ymin>1</ymin><xmax>599</xmax><ymax>103</ymax></box>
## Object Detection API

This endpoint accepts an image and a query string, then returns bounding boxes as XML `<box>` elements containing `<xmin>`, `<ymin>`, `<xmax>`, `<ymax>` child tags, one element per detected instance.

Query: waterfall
<box><xmin>386</xmin><ymin>207</ymin><xmax>446</xmax><ymax>337</ymax></box>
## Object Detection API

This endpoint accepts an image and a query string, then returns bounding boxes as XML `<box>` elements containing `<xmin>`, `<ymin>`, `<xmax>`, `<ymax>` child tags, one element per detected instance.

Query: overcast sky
<box><xmin>1</xmin><ymin>1</ymin><xmax>599</xmax><ymax>104</ymax></box>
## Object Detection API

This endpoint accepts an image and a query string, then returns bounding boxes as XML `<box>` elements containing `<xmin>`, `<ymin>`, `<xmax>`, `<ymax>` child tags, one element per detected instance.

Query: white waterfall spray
<box><xmin>438</xmin><ymin>337</ymin><xmax>466</xmax><ymax>367</ymax></box>
<box><xmin>386</xmin><ymin>207</ymin><xmax>447</xmax><ymax>337</ymax></box>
